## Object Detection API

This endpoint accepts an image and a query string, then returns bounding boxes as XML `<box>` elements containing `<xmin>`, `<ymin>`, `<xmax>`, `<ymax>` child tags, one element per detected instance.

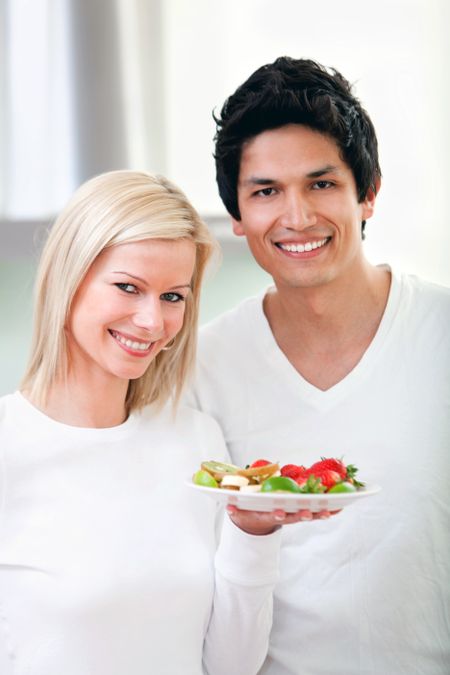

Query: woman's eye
<box><xmin>161</xmin><ymin>292</ymin><xmax>185</xmax><ymax>303</ymax></box>
<box><xmin>115</xmin><ymin>282</ymin><xmax>138</xmax><ymax>294</ymax></box>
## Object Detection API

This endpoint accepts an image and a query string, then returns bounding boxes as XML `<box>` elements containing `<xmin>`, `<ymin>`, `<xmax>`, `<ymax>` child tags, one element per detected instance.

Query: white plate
<box><xmin>187</xmin><ymin>481</ymin><xmax>381</xmax><ymax>513</ymax></box>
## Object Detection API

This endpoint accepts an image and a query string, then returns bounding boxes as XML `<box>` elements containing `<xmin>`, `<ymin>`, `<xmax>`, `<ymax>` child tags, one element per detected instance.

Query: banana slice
<box><xmin>239</xmin><ymin>484</ymin><xmax>262</xmax><ymax>493</ymax></box>
<box><xmin>221</xmin><ymin>475</ymin><xmax>250</xmax><ymax>489</ymax></box>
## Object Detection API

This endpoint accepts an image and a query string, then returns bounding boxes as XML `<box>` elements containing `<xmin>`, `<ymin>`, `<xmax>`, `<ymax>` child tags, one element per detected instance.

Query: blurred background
<box><xmin>1</xmin><ymin>0</ymin><xmax>449</xmax><ymax>395</ymax></box>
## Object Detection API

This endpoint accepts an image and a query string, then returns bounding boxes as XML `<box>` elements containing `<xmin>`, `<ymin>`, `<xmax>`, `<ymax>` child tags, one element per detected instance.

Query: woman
<box><xmin>0</xmin><ymin>171</ymin><xmax>314</xmax><ymax>675</ymax></box>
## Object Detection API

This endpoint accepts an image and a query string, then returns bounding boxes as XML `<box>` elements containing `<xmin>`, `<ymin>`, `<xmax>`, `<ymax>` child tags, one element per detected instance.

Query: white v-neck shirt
<box><xmin>251</xmin><ymin>267</ymin><xmax>402</xmax><ymax>413</ymax></box>
<box><xmin>0</xmin><ymin>394</ymin><xmax>281</xmax><ymax>675</ymax></box>
<box><xmin>188</xmin><ymin>269</ymin><xmax>450</xmax><ymax>675</ymax></box>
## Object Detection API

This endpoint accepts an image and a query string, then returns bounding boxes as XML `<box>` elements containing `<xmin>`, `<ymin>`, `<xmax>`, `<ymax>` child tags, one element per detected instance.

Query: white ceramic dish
<box><xmin>187</xmin><ymin>482</ymin><xmax>381</xmax><ymax>513</ymax></box>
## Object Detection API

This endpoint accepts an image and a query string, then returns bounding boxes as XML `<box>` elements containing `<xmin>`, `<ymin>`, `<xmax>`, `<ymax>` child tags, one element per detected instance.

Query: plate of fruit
<box><xmin>188</xmin><ymin>458</ymin><xmax>381</xmax><ymax>513</ymax></box>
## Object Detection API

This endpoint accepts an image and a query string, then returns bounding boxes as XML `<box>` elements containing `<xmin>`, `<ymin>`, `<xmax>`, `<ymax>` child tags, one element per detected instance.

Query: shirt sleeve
<box><xmin>181</xmin><ymin>375</ymin><xmax>198</xmax><ymax>409</ymax></box>
<box><xmin>203</xmin><ymin>515</ymin><xmax>281</xmax><ymax>675</ymax></box>
<box><xmin>0</xmin><ymin>407</ymin><xmax>12</xmax><ymax>673</ymax></box>
<box><xmin>0</xmin><ymin>614</ymin><xmax>14</xmax><ymax>675</ymax></box>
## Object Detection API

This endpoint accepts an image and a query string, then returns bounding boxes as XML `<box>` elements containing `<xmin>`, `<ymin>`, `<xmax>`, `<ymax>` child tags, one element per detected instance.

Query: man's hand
<box><xmin>226</xmin><ymin>504</ymin><xmax>338</xmax><ymax>536</ymax></box>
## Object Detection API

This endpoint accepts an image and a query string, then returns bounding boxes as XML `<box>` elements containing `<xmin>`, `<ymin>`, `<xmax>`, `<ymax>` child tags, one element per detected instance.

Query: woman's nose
<box><xmin>132</xmin><ymin>298</ymin><xmax>165</xmax><ymax>337</ymax></box>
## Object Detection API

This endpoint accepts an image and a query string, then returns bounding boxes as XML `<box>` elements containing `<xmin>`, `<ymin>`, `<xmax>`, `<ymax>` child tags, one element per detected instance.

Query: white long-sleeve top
<box><xmin>188</xmin><ymin>269</ymin><xmax>450</xmax><ymax>675</ymax></box>
<box><xmin>0</xmin><ymin>393</ymin><xmax>281</xmax><ymax>675</ymax></box>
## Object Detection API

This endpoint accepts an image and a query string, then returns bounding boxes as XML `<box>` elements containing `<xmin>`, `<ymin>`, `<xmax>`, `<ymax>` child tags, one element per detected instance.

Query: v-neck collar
<box><xmin>250</xmin><ymin>266</ymin><xmax>402</xmax><ymax>412</ymax></box>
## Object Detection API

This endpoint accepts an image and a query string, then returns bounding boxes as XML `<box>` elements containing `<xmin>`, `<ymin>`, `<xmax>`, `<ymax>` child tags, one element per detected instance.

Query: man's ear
<box><xmin>231</xmin><ymin>217</ymin><xmax>245</xmax><ymax>236</ymax></box>
<box><xmin>362</xmin><ymin>176</ymin><xmax>381</xmax><ymax>220</ymax></box>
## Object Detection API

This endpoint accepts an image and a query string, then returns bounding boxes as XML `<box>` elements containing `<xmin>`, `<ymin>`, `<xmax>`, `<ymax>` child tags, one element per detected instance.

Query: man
<box><xmin>188</xmin><ymin>57</ymin><xmax>450</xmax><ymax>674</ymax></box>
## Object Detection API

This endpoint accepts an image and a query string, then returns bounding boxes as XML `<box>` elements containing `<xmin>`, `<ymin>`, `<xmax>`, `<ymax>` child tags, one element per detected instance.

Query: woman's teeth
<box><xmin>110</xmin><ymin>330</ymin><xmax>151</xmax><ymax>351</ymax></box>
<box><xmin>278</xmin><ymin>238</ymin><xmax>328</xmax><ymax>253</ymax></box>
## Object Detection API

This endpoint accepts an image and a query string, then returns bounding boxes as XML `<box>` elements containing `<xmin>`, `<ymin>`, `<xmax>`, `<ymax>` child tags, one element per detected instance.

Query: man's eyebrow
<box><xmin>240</xmin><ymin>177</ymin><xmax>276</xmax><ymax>187</ymax></box>
<box><xmin>112</xmin><ymin>272</ymin><xmax>191</xmax><ymax>290</ymax></box>
<box><xmin>306</xmin><ymin>165</ymin><xmax>340</xmax><ymax>178</ymax></box>
<box><xmin>240</xmin><ymin>165</ymin><xmax>341</xmax><ymax>186</ymax></box>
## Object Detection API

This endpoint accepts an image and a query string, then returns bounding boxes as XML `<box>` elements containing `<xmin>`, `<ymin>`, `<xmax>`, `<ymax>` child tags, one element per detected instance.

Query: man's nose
<box><xmin>280</xmin><ymin>191</ymin><xmax>317</xmax><ymax>230</ymax></box>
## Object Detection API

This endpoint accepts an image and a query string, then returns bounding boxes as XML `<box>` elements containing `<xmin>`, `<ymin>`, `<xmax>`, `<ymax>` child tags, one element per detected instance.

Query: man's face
<box><xmin>233</xmin><ymin>124</ymin><xmax>377</xmax><ymax>292</ymax></box>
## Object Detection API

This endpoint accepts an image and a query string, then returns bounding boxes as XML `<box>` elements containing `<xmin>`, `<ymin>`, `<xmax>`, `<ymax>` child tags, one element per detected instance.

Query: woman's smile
<box><xmin>108</xmin><ymin>329</ymin><xmax>154</xmax><ymax>356</ymax></box>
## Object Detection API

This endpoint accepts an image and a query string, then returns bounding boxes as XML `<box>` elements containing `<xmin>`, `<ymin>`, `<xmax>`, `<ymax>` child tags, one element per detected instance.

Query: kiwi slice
<box><xmin>237</xmin><ymin>462</ymin><xmax>280</xmax><ymax>478</ymax></box>
<box><xmin>201</xmin><ymin>460</ymin><xmax>242</xmax><ymax>480</ymax></box>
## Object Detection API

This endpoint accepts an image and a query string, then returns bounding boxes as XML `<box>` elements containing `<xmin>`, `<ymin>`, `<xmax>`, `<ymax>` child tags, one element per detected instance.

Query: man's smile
<box><xmin>275</xmin><ymin>237</ymin><xmax>331</xmax><ymax>253</ymax></box>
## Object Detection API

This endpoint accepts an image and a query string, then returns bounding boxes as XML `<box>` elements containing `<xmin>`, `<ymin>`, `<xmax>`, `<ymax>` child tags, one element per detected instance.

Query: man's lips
<box><xmin>275</xmin><ymin>237</ymin><xmax>331</xmax><ymax>253</ymax></box>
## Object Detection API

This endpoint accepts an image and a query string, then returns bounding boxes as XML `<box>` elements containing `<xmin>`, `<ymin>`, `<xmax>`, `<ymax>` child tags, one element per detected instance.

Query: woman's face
<box><xmin>66</xmin><ymin>238</ymin><xmax>196</xmax><ymax>385</ymax></box>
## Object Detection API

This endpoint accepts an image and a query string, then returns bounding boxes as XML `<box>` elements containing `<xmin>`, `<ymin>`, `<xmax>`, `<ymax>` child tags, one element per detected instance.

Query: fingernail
<box><xmin>299</xmin><ymin>510</ymin><xmax>313</xmax><ymax>521</ymax></box>
<box><xmin>273</xmin><ymin>509</ymin><xmax>286</xmax><ymax>522</ymax></box>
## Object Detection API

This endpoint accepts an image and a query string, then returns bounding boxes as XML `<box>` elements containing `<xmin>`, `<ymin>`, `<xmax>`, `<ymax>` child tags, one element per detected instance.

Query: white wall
<box><xmin>1</xmin><ymin>0</ymin><xmax>449</xmax><ymax>395</ymax></box>
<box><xmin>163</xmin><ymin>0</ymin><xmax>450</xmax><ymax>284</ymax></box>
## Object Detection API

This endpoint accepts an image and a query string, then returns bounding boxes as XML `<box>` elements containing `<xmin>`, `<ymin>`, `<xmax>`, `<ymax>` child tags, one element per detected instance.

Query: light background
<box><xmin>1</xmin><ymin>0</ymin><xmax>449</xmax><ymax>395</ymax></box>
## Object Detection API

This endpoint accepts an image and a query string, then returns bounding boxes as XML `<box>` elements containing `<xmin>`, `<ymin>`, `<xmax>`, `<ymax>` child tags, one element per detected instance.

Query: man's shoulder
<box><xmin>404</xmin><ymin>273</ymin><xmax>450</xmax><ymax>295</ymax></box>
<box><xmin>402</xmin><ymin>273</ymin><xmax>450</xmax><ymax>311</ymax></box>
<box><xmin>198</xmin><ymin>291</ymin><xmax>266</xmax><ymax>345</ymax></box>
<box><xmin>396</xmin><ymin>274</ymin><xmax>450</xmax><ymax>345</ymax></box>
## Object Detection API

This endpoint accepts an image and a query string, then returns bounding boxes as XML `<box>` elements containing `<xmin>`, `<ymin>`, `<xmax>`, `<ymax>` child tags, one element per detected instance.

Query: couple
<box><xmin>1</xmin><ymin>58</ymin><xmax>449</xmax><ymax>675</ymax></box>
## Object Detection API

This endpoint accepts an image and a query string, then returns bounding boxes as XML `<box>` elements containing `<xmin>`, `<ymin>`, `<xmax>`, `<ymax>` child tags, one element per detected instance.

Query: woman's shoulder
<box><xmin>137</xmin><ymin>402</ymin><xmax>228</xmax><ymax>460</ymax></box>
<box><xmin>139</xmin><ymin>401</ymin><xmax>222</xmax><ymax>434</ymax></box>
<box><xmin>176</xmin><ymin>404</ymin><xmax>228</xmax><ymax>462</ymax></box>
<box><xmin>177</xmin><ymin>403</ymin><xmax>224</xmax><ymax>434</ymax></box>
<box><xmin>0</xmin><ymin>391</ymin><xmax>21</xmax><ymax>423</ymax></box>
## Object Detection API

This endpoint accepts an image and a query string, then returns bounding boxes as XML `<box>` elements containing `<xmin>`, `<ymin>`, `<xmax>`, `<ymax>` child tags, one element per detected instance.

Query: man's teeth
<box><xmin>279</xmin><ymin>238</ymin><xmax>328</xmax><ymax>253</ymax></box>
<box><xmin>111</xmin><ymin>331</ymin><xmax>151</xmax><ymax>351</ymax></box>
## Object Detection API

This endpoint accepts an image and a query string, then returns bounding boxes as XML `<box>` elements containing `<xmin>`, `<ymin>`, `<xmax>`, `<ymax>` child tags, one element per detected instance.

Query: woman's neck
<box><xmin>24</xmin><ymin>374</ymin><xmax>129</xmax><ymax>428</ymax></box>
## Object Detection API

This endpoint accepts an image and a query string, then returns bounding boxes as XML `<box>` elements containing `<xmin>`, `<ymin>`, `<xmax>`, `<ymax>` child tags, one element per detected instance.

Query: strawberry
<box><xmin>309</xmin><ymin>457</ymin><xmax>347</xmax><ymax>480</ymax></box>
<box><xmin>250</xmin><ymin>459</ymin><xmax>272</xmax><ymax>468</ymax></box>
<box><xmin>294</xmin><ymin>467</ymin><xmax>309</xmax><ymax>485</ymax></box>
<box><xmin>281</xmin><ymin>464</ymin><xmax>308</xmax><ymax>482</ymax></box>
<box><xmin>306</xmin><ymin>467</ymin><xmax>341</xmax><ymax>490</ymax></box>
<box><xmin>298</xmin><ymin>474</ymin><xmax>326</xmax><ymax>493</ymax></box>
<box><xmin>345</xmin><ymin>464</ymin><xmax>365</xmax><ymax>488</ymax></box>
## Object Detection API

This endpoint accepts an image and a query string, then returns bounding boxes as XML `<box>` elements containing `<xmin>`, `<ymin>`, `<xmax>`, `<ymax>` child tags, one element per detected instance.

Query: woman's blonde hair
<box><xmin>21</xmin><ymin>170</ymin><xmax>217</xmax><ymax>413</ymax></box>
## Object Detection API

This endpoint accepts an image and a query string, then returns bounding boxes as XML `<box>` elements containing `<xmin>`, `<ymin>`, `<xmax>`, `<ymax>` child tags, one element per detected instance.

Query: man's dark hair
<box><xmin>214</xmin><ymin>57</ymin><xmax>381</xmax><ymax>237</ymax></box>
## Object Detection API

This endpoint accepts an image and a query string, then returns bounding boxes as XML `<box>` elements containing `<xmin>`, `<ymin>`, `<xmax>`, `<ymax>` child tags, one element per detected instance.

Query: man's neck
<box><xmin>264</xmin><ymin>263</ymin><xmax>391</xmax><ymax>390</ymax></box>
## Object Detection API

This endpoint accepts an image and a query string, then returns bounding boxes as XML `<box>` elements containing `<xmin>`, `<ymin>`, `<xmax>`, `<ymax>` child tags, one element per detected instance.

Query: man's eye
<box><xmin>255</xmin><ymin>187</ymin><xmax>276</xmax><ymax>197</ymax></box>
<box><xmin>115</xmin><ymin>283</ymin><xmax>138</xmax><ymax>294</ymax></box>
<box><xmin>161</xmin><ymin>292</ymin><xmax>185</xmax><ymax>303</ymax></box>
<box><xmin>312</xmin><ymin>180</ymin><xmax>333</xmax><ymax>190</ymax></box>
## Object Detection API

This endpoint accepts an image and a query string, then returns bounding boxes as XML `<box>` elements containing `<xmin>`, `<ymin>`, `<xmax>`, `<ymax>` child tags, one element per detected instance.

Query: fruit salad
<box><xmin>193</xmin><ymin>457</ymin><xmax>364</xmax><ymax>494</ymax></box>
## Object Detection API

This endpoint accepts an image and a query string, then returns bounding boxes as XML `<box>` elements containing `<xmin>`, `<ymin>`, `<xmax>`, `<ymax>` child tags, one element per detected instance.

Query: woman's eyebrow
<box><xmin>112</xmin><ymin>272</ymin><xmax>191</xmax><ymax>291</ymax></box>
<box><xmin>112</xmin><ymin>271</ymin><xmax>147</xmax><ymax>284</ymax></box>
